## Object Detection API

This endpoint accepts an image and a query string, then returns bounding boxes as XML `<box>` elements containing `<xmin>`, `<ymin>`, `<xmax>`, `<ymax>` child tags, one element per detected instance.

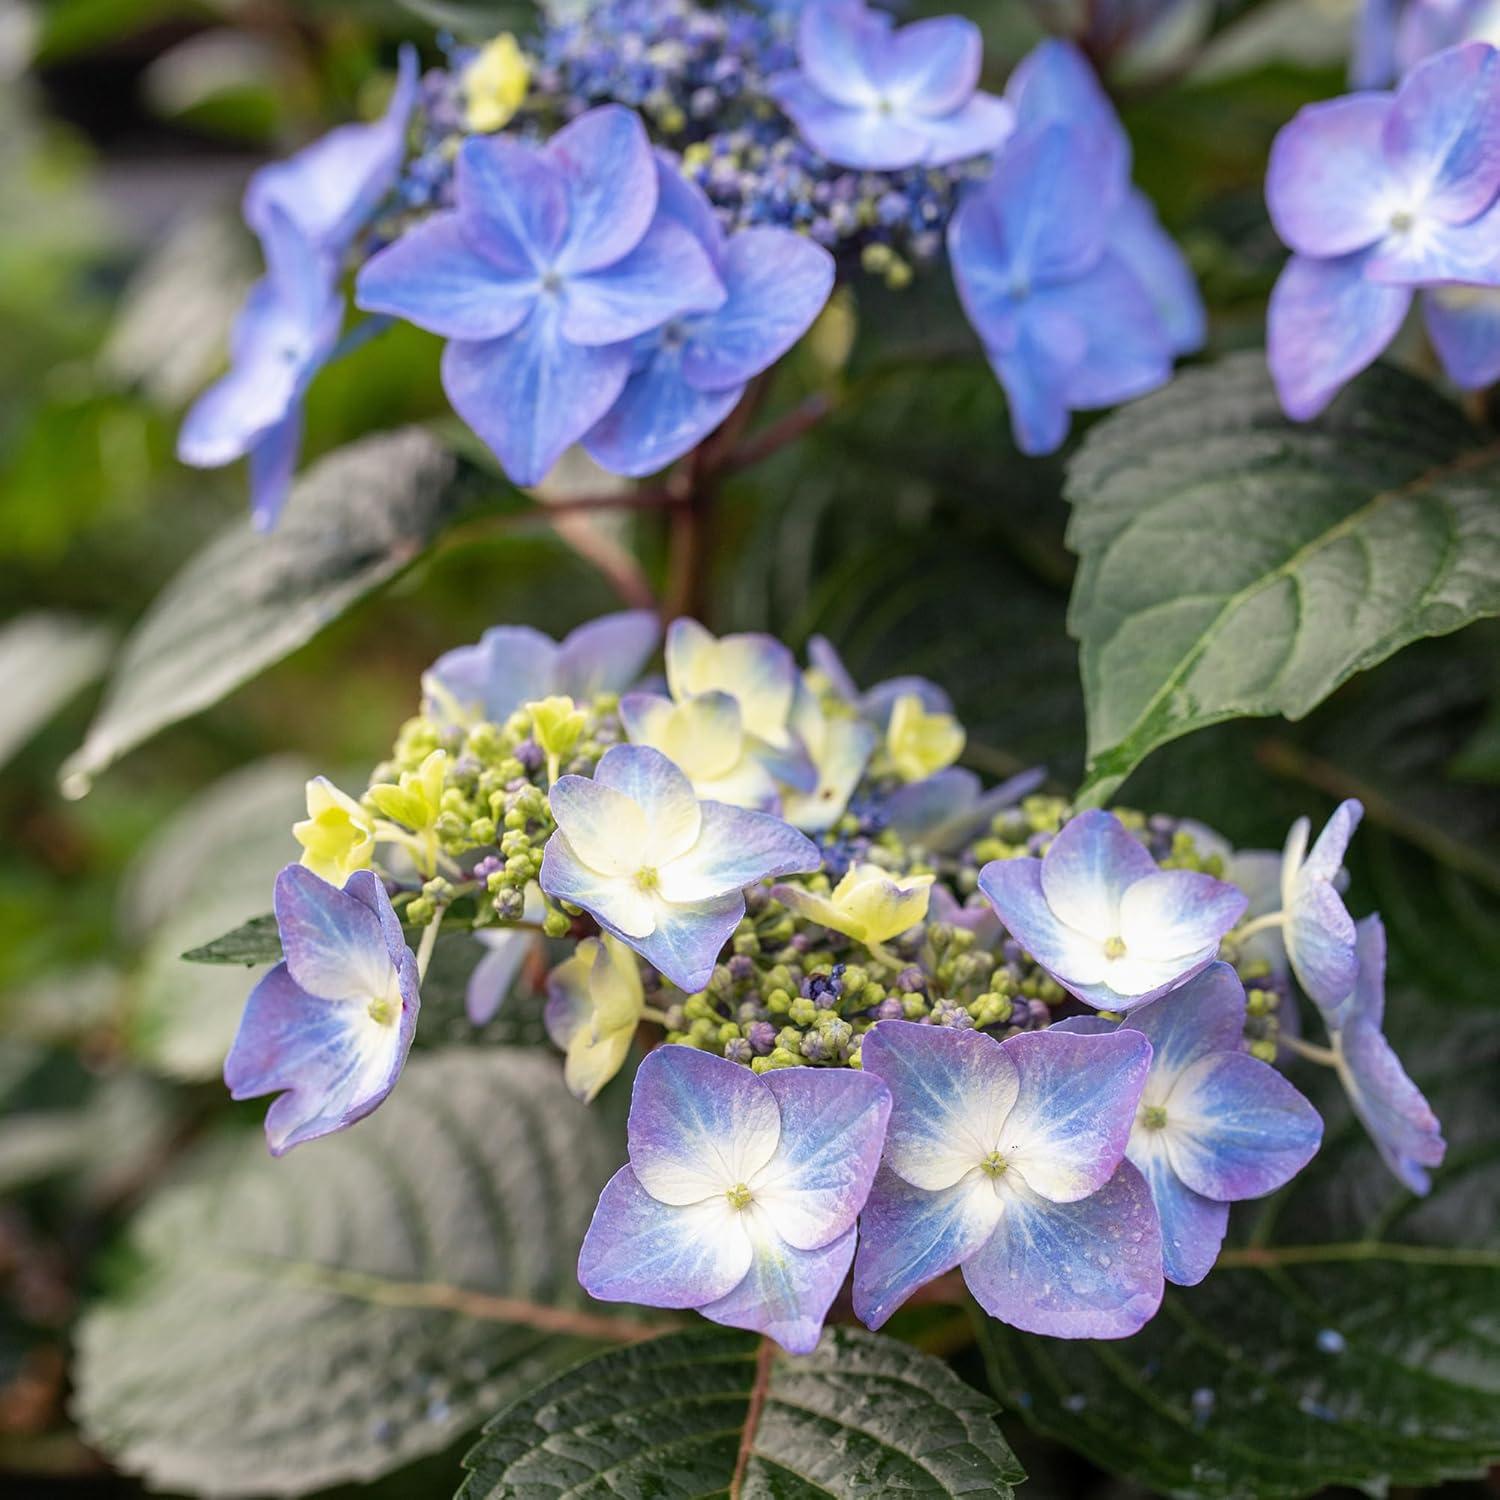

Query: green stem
<box><xmin>415</xmin><ymin>910</ymin><xmax>444</xmax><ymax>981</ymax></box>
<box><xmin>1282</xmin><ymin>1034</ymin><xmax>1338</xmax><ymax>1068</ymax></box>
<box><xmin>1231</xmin><ymin>911</ymin><xmax>1285</xmax><ymax>944</ymax></box>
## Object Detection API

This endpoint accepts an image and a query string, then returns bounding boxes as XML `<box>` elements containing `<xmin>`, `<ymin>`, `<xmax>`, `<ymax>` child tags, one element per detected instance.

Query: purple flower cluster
<box><xmin>179</xmin><ymin>3</ymin><xmax>1211</xmax><ymax>519</ymax></box>
<box><xmin>357</xmin><ymin>105</ymin><xmax>833</xmax><ymax>485</ymax></box>
<box><xmin>221</xmin><ymin>610</ymin><xmax>1450</xmax><ymax>1361</ymax></box>
<box><xmin>1266</xmin><ymin>42</ymin><xmax>1500</xmax><ymax>418</ymax></box>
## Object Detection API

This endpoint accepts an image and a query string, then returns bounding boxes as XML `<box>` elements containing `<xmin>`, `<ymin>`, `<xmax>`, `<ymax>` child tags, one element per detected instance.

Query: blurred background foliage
<box><xmin>1</xmin><ymin>0</ymin><xmax>1496</xmax><ymax>1493</ymax></box>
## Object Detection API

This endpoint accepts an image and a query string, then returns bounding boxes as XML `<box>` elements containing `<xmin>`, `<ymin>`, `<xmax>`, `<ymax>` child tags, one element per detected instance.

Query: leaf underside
<box><xmin>1066</xmin><ymin>354</ymin><xmax>1500</xmax><ymax>804</ymax></box>
<box><xmin>61</xmin><ymin>427</ymin><xmax>463</xmax><ymax>792</ymax></box>
<box><xmin>73</xmin><ymin>1049</ymin><xmax>628</xmax><ymax>1499</ymax></box>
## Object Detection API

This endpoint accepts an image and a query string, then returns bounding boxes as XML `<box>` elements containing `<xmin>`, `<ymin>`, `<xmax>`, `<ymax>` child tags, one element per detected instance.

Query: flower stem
<box><xmin>1282</xmin><ymin>1034</ymin><xmax>1338</xmax><ymax>1068</ymax></box>
<box><xmin>415</xmin><ymin>910</ymin><xmax>444</xmax><ymax>981</ymax></box>
<box><xmin>1232</xmin><ymin>911</ymin><xmax>1286</xmax><ymax>944</ymax></box>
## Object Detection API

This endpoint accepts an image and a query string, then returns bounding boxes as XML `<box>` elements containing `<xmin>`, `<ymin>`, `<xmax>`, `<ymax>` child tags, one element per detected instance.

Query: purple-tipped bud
<box><xmin>747</xmin><ymin>1020</ymin><xmax>778</xmax><ymax>1055</ymax></box>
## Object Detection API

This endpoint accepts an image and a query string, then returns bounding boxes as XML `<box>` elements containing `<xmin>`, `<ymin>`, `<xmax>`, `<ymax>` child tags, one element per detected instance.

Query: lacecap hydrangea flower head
<box><xmin>178</xmin><ymin>3</ymin><xmax>1207</xmax><ymax>515</ymax></box>
<box><xmin>219</xmin><ymin>611</ymin><xmax>1447</xmax><ymax>1358</ymax></box>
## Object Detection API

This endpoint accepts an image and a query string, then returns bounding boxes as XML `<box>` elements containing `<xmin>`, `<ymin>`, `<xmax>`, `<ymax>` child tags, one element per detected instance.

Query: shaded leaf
<box><xmin>393</xmin><ymin>0</ymin><xmax>531</xmax><ymax>39</ymax></box>
<box><xmin>180</xmin><ymin>914</ymin><xmax>279</xmax><ymax>967</ymax></box>
<box><xmin>0</xmin><ymin>613</ymin><xmax>113</xmax><ymax>770</ymax></box>
<box><xmin>1066</xmin><ymin>354</ymin><xmax>1500</xmax><ymax>805</ymax></box>
<box><xmin>124</xmin><ymin>758</ymin><xmax>309</xmax><ymax>1082</ymax></box>
<box><xmin>74</xmin><ymin>1048</ymin><xmax>636</xmax><ymax>1499</ymax></box>
<box><xmin>459</xmin><ymin>1325</ymin><xmax>1024</xmax><ymax>1499</ymax></box>
<box><xmin>61</xmin><ymin>428</ymin><xmax>466</xmax><ymax>792</ymax></box>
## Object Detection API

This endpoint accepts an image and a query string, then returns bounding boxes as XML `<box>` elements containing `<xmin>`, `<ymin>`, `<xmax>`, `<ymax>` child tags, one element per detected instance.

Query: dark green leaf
<box><xmin>1066</xmin><ymin>354</ymin><xmax>1500</xmax><ymax>804</ymax></box>
<box><xmin>180</xmin><ymin>914</ymin><xmax>279</xmax><ymax>966</ymax></box>
<box><xmin>60</xmin><ymin>428</ymin><xmax>466</xmax><ymax>793</ymax></box>
<box><xmin>459</xmin><ymin>1324</ymin><xmax>1024</xmax><ymax>1499</ymax></box>
<box><xmin>74</xmin><ymin>1048</ymin><xmax>637</xmax><ymax>1498</ymax></box>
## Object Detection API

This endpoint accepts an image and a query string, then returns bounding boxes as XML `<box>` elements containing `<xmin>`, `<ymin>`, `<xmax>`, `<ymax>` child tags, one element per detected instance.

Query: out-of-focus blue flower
<box><xmin>1278</xmin><ymin>798</ymin><xmax>1363</xmax><ymax>1019</ymax></box>
<box><xmin>978</xmin><ymin>809</ymin><xmax>1246</xmax><ymax>1012</ymax></box>
<box><xmin>539</xmin><ymin>744</ymin><xmax>820</xmax><ymax>990</ymax></box>
<box><xmin>853</xmin><ymin>1021</ymin><xmax>1162</xmax><ymax>1338</ymax></box>
<box><xmin>1332</xmin><ymin>915</ymin><xmax>1446</xmax><ymax>1193</ymax></box>
<box><xmin>1423</xmin><ymin>282</ymin><xmax>1500</xmax><ymax>385</ymax></box>
<box><xmin>423</xmin><ymin>610</ymin><xmax>660</xmax><ymax>728</ymax></box>
<box><xmin>224</xmin><ymin>865</ymin><xmax>419</xmax><ymax>1155</ymax></box>
<box><xmin>1055</xmin><ymin>965</ymin><xmax>1322</xmax><ymax>1285</ymax></box>
<box><xmin>1353</xmin><ymin>0</ymin><xmax>1500</xmax><ymax>86</ymax></box>
<box><xmin>1266</xmin><ymin>43</ymin><xmax>1500</xmax><ymax>419</ymax></box>
<box><xmin>948</xmin><ymin>40</ymin><xmax>1203</xmax><ymax>454</ymax></box>
<box><xmin>583</xmin><ymin>159</ymin><xmax>834</xmax><ymax>476</ymax></box>
<box><xmin>177</xmin><ymin>208</ymin><xmax>343</xmax><ymax>531</ymax></box>
<box><xmin>357</xmin><ymin>105</ymin><xmax>726</xmax><ymax>485</ymax></box>
<box><xmin>247</xmin><ymin>45</ymin><xmax>420</xmax><ymax>267</ymax></box>
<box><xmin>767</xmin><ymin>0</ymin><xmax>1013</xmax><ymax>171</ymax></box>
<box><xmin>179</xmin><ymin>49</ymin><xmax>420</xmax><ymax>530</ymax></box>
<box><xmin>578</xmin><ymin>1046</ymin><xmax>890</xmax><ymax>1352</ymax></box>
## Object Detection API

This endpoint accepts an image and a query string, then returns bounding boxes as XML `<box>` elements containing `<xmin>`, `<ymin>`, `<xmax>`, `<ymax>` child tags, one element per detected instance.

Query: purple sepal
<box><xmin>1333</xmin><ymin>915</ymin><xmax>1446</xmax><ymax>1194</ymax></box>
<box><xmin>223</xmin><ymin>865</ymin><xmax>418</xmax><ymax>1155</ymax></box>
<box><xmin>356</xmin><ymin>105</ymin><xmax>725</xmax><ymax>486</ymax></box>
<box><xmin>578</xmin><ymin>1048</ymin><xmax>889</xmax><ymax>1354</ymax></box>
<box><xmin>854</xmin><ymin>1022</ymin><xmax>1159</xmax><ymax>1336</ymax></box>
<box><xmin>424</xmin><ymin>611</ymin><xmax>660</xmax><ymax>726</ymax></box>
<box><xmin>978</xmin><ymin>809</ymin><xmax>1245</xmax><ymax>1011</ymax></box>
<box><xmin>768</xmin><ymin>0</ymin><xmax>1012</xmax><ymax>172</ymax></box>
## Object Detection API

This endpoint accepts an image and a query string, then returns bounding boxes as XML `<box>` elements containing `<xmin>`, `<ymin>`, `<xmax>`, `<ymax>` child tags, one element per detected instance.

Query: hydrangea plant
<box><xmin>67</xmin><ymin>1</ymin><xmax>1498</xmax><ymax>1492</ymax></box>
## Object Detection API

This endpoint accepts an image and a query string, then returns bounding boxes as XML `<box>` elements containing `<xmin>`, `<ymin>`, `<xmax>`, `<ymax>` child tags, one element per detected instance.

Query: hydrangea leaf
<box><xmin>60</xmin><ymin>428</ymin><xmax>467</xmax><ymax>793</ymax></box>
<box><xmin>457</xmin><ymin>1325</ymin><xmax>1024</xmax><ymax>1499</ymax></box>
<box><xmin>974</xmin><ymin>989</ymin><xmax>1500</xmax><ymax>1500</ymax></box>
<box><xmin>180</xmin><ymin>913</ymin><xmax>281</xmax><ymax>966</ymax></box>
<box><xmin>1066</xmin><ymin>353</ymin><xmax>1500</xmax><ymax>806</ymax></box>
<box><xmin>73</xmin><ymin>1049</ymin><xmax>637</xmax><ymax>1499</ymax></box>
<box><xmin>0</xmin><ymin>612</ymin><xmax>114</xmax><ymax>771</ymax></box>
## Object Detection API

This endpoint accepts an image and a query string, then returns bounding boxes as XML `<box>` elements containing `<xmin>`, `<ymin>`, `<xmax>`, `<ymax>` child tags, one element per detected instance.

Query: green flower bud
<box><xmin>542</xmin><ymin>910</ymin><xmax>571</xmax><ymax>939</ymax></box>
<box><xmin>788</xmin><ymin>997</ymin><xmax>818</xmax><ymax>1028</ymax></box>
